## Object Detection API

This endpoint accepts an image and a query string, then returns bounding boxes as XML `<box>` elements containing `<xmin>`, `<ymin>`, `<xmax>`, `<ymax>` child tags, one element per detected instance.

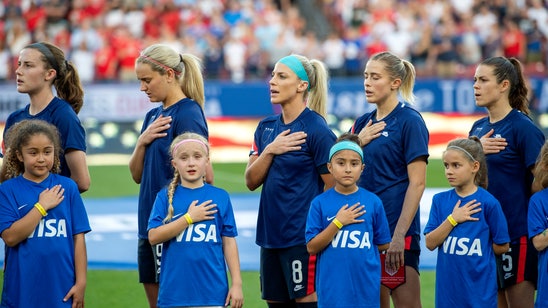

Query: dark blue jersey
<box><xmin>351</xmin><ymin>103</ymin><xmax>429</xmax><ymax>236</ymax></box>
<box><xmin>469</xmin><ymin>109</ymin><xmax>545</xmax><ymax>241</ymax></box>
<box><xmin>3</xmin><ymin>97</ymin><xmax>86</xmax><ymax>179</ymax></box>
<box><xmin>251</xmin><ymin>108</ymin><xmax>336</xmax><ymax>248</ymax></box>
<box><xmin>0</xmin><ymin>174</ymin><xmax>91</xmax><ymax>307</ymax></box>
<box><xmin>137</xmin><ymin>98</ymin><xmax>208</xmax><ymax>239</ymax></box>
<box><xmin>424</xmin><ymin>188</ymin><xmax>509</xmax><ymax>308</ymax></box>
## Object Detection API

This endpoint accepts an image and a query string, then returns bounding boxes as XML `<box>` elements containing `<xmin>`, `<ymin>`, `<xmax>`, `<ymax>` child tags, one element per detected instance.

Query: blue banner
<box><xmin>0</xmin><ymin>77</ymin><xmax>546</xmax><ymax>121</ymax></box>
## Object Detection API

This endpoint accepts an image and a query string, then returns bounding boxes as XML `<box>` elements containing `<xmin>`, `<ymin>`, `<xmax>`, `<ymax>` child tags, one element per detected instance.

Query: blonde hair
<box><xmin>0</xmin><ymin>120</ymin><xmax>61</xmax><ymax>182</ymax></box>
<box><xmin>136</xmin><ymin>44</ymin><xmax>206</xmax><ymax>108</ymax></box>
<box><xmin>163</xmin><ymin>132</ymin><xmax>210</xmax><ymax>223</ymax></box>
<box><xmin>285</xmin><ymin>54</ymin><xmax>330</xmax><ymax>119</ymax></box>
<box><xmin>369</xmin><ymin>51</ymin><xmax>417</xmax><ymax>104</ymax></box>
<box><xmin>533</xmin><ymin>141</ymin><xmax>548</xmax><ymax>189</ymax></box>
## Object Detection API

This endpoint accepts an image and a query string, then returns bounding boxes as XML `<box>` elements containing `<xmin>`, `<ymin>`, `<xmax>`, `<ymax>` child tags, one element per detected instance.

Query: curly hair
<box><xmin>0</xmin><ymin>120</ymin><xmax>62</xmax><ymax>182</ymax></box>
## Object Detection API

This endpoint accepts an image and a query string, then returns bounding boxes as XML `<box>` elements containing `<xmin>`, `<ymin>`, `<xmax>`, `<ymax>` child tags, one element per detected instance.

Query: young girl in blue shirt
<box><xmin>0</xmin><ymin>119</ymin><xmax>91</xmax><ymax>307</ymax></box>
<box><xmin>528</xmin><ymin>141</ymin><xmax>548</xmax><ymax>308</ymax></box>
<box><xmin>306</xmin><ymin>133</ymin><xmax>391</xmax><ymax>308</ymax></box>
<box><xmin>424</xmin><ymin>137</ymin><xmax>510</xmax><ymax>307</ymax></box>
<box><xmin>147</xmin><ymin>132</ymin><xmax>243</xmax><ymax>308</ymax></box>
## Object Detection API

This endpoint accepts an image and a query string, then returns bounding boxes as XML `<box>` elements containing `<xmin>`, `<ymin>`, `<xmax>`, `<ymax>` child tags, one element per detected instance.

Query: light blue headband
<box><xmin>329</xmin><ymin>141</ymin><xmax>364</xmax><ymax>162</ymax></box>
<box><xmin>278</xmin><ymin>55</ymin><xmax>310</xmax><ymax>90</ymax></box>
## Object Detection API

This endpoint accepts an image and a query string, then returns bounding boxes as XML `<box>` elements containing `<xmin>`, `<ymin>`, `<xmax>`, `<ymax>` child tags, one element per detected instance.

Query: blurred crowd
<box><xmin>0</xmin><ymin>0</ymin><xmax>547</xmax><ymax>83</ymax></box>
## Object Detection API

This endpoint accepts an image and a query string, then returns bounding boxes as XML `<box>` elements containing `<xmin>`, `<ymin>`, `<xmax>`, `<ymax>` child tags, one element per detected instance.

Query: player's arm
<box><xmin>222</xmin><ymin>236</ymin><xmax>243</xmax><ymax>308</ymax></box>
<box><xmin>532</xmin><ymin>229</ymin><xmax>548</xmax><ymax>252</ymax></box>
<box><xmin>64</xmin><ymin>149</ymin><xmax>91</xmax><ymax>193</ymax></box>
<box><xmin>320</xmin><ymin>172</ymin><xmax>335</xmax><ymax>191</ymax></box>
<box><xmin>63</xmin><ymin>233</ymin><xmax>87</xmax><ymax>306</ymax></box>
<box><xmin>493</xmin><ymin>242</ymin><xmax>510</xmax><ymax>255</ymax></box>
<box><xmin>388</xmin><ymin>159</ymin><xmax>426</xmax><ymax>267</ymax></box>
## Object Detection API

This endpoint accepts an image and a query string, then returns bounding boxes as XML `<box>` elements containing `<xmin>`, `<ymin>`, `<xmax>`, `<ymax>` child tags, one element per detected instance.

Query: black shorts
<box><xmin>404</xmin><ymin>235</ymin><xmax>421</xmax><ymax>274</ymax></box>
<box><xmin>137</xmin><ymin>238</ymin><xmax>162</xmax><ymax>284</ymax></box>
<box><xmin>496</xmin><ymin>236</ymin><xmax>538</xmax><ymax>290</ymax></box>
<box><xmin>260</xmin><ymin>245</ymin><xmax>316</xmax><ymax>302</ymax></box>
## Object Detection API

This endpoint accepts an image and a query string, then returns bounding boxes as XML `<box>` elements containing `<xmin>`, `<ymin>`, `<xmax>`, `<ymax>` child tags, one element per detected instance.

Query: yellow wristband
<box><xmin>332</xmin><ymin>218</ymin><xmax>343</xmax><ymax>229</ymax></box>
<box><xmin>447</xmin><ymin>214</ymin><xmax>458</xmax><ymax>227</ymax></box>
<box><xmin>34</xmin><ymin>203</ymin><xmax>47</xmax><ymax>217</ymax></box>
<box><xmin>183</xmin><ymin>213</ymin><xmax>193</xmax><ymax>225</ymax></box>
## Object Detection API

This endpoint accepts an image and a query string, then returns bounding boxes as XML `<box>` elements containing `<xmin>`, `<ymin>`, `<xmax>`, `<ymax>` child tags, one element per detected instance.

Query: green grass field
<box><xmin>2</xmin><ymin>161</ymin><xmax>447</xmax><ymax>307</ymax></box>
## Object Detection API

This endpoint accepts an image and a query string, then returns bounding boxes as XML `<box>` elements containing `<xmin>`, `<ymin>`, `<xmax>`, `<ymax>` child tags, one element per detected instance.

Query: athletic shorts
<box><xmin>260</xmin><ymin>245</ymin><xmax>316</xmax><ymax>302</ymax></box>
<box><xmin>496</xmin><ymin>236</ymin><xmax>538</xmax><ymax>290</ymax></box>
<box><xmin>137</xmin><ymin>238</ymin><xmax>162</xmax><ymax>284</ymax></box>
<box><xmin>404</xmin><ymin>235</ymin><xmax>421</xmax><ymax>274</ymax></box>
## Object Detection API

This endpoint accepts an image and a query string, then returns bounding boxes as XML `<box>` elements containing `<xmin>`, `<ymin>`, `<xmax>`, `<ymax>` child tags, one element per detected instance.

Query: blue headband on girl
<box><xmin>329</xmin><ymin>141</ymin><xmax>364</xmax><ymax>162</ymax></box>
<box><xmin>278</xmin><ymin>55</ymin><xmax>310</xmax><ymax>90</ymax></box>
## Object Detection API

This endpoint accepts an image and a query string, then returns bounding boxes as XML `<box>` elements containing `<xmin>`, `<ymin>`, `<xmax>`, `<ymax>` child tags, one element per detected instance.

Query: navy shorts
<box><xmin>404</xmin><ymin>235</ymin><xmax>421</xmax><ymax>274</ymax></box>
<box><xmin>496</xmin><ymin>236</ymin><xmax>538</xmax><ymax>290</ymax></box>
<box><xmin>137</xmin><ymin>238</ymin><xmax>162</xmax><ymax>284</ymax></box>
<box><xmin>260</xmin><ymin>245</ymin><xmax>316</xmax><ymax>302</ymax></box>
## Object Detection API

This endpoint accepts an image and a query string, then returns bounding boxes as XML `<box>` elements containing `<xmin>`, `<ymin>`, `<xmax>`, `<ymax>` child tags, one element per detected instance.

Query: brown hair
<box><xmin>480</xmin><ymin>57</ymin><xmax>529</xmax><ymax>115</ymax></box>
<box><xmin>0</xmin><ymin>119</ymin><xmax>62</xmax><ymax>182</ymax></box>
<box><xmin>25</xmin><ymin>42</ymin><xmax>84</xmax><ymax>114</ymax></box>
<box><xmin>445</xmin><ymin>136</ymin><xmax>488</xmax><ymax>189</ymax></box>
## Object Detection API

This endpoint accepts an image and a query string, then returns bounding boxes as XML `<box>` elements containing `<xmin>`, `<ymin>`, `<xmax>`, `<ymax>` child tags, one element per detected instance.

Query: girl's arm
<box><xmin>245</xmin><ymin>129</ymin><xmax>307</xmax><ymax>191</ymax></box>
<box><xmin>307</xmin><ymin>203</ymin><xmax>365</xmax><ymax>255</ymax></box>
<box><xmin>222</xmin><ymin>236</ymin><xmax>243</xmax><ymax>308</ymax></box>
<box><xmin>493</xmin><ymin>242</ymin><xmax>510</xmax><ymax>255</ymax></box>
<box><xmin>129</xmin><ymin>115</ymin><xmax>172</xmax><ymax>184</ymax></box>
<box><xmin>378</xmin><ymin>243</ymin><xmax>390</xmax><ymax>252</ymax></box>
<box><xmin>64</xmin><ymin>149</ymin><xmax>91</xmax><ymax>193</ymax></box>
<box><xmin>532</xmin><ymin>229</ymin><xmax>548</xmax><ymax>252</ymax></box>
<box><xmin>63</xmin><ymin>233</ymin><xmax>87</xmax><ymax>306</ymax></box>
<box><xmin>387</xmin><ymin>159</ymin><xmax>426</xmax><ymax>268</ymax></box>
<box><xmin>1</xmin><ymin>185</ymin><xmax>65</xmax><ymax>247</ymax></box>
<box><xmin>148</xmin><ymin>200</ymin><xmax>217</xmax><ymax>245</ymax></box>
<box><xmin>425</xmin><ymin>199</ymin><xmax>482</xmax><ymax>250</ymax></box>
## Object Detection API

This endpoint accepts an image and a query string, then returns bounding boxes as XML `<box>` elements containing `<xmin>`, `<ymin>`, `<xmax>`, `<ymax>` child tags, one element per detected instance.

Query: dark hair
<box><xmin>25</xmin><ymin>42</ymin><xmax>85</xmax><ymax>114</ymax></box>
<box><xmin>533</xmin><ymin>141</ymin><xmax>548</xmax><ymax>189</ymax></box>
<box><xmin>336</xmin><ymin>132</ymin><xmax>361</xmax><ymax>146</ymax></box>
<box><xmin>0</xmin><ymin>119</ymin><xmax>62</xmax><ymax>182</ymax></box>
<box><xmin>445</xmin><ymin>136</ymin><xmax>488</xmax><ymax>188</ymax></box>
<box><xmin>480</xmin><ymin>57</ymin><xmax>529</xmax><ymax>115</ymax></box>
